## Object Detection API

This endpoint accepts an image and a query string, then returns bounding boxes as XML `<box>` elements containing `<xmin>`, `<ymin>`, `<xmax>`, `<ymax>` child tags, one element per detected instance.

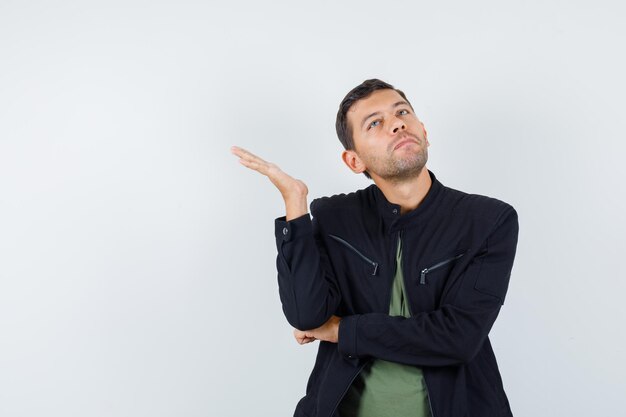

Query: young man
<box><xmin>231</xmin><ymin>79</ymin><xmax>519</xmax><ymax>417</ymax></box>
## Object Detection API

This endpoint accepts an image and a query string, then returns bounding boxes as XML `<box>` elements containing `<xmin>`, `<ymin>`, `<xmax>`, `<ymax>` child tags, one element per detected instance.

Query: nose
<box><xmin>391</xmin><ymin>116</ymin><xmax>406</xmax><ymax>134</ymax></box>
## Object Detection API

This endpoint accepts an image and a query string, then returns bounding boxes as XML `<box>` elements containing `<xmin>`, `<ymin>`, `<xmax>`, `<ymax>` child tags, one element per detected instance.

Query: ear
<box><xmin>420</xmin><ymin>121</ymin><xmax>429</xmax><ymax>147</ymax></box>
<box><xmin>341</xmin><ymin>149</ymin><xmax>367</xmax><ymax>174</ymax></box>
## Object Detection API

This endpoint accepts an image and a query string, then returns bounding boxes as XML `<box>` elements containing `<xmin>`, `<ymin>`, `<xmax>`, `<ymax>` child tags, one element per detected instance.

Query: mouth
<box><xmin>393</xmin><ymin>137</ymin><xmax>419</xmax><ymax>151</ymax></box>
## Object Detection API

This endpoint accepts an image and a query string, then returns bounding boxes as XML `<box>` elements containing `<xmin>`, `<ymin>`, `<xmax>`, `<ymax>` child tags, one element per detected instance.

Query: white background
<box><xmin>1</xmin><ymin>1</ymin><xmax>625</xmax><ymax>416</ymax></box>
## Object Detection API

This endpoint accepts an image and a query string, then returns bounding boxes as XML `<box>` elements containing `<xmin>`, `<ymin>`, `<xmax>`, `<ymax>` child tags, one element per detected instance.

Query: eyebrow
<box><xmin>361</xmin><ymin>100</ymin><xmax>410</xmax><ymax>129</ymax></box>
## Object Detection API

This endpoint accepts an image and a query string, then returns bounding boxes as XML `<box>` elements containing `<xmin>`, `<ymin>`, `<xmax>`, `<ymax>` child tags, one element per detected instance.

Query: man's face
<box><xmin>344</xmin><ymin>89</ymin><xmax>429</xmax><ymax>182</ymax></box>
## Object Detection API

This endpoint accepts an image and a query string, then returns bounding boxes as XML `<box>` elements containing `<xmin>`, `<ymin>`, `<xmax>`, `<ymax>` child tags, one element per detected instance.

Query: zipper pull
<box><xmin>420</xmin><ymin>268</ymin><xmax>428</xmax><ymax>285</ymax></box>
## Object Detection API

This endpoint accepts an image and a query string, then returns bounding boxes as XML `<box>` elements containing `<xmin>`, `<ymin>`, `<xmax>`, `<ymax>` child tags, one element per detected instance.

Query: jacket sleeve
<box><xmin>274</xmin><ymin>204</ymin><xmax>341</xmax><ymax>330</ymax></box>
<box><xmin>337</xmin><ymin>205</ymin><xmax>519</xmax><ymax>367</ymax></box>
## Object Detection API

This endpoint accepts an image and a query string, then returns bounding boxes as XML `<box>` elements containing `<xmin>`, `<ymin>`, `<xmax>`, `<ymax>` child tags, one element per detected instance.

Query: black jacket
<box><xmin>274</xmin><ymin>169</ymin><xmax>519</xmax><ymax>417</ymax></box>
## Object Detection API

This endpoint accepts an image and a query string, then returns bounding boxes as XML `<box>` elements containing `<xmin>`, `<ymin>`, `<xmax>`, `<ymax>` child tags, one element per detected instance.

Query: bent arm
<box><xmin>275</xmin><ymin>210</ymin><xmax>341</xmax><ymax>330</ymax></box>
<box><xmin>337</xmin><ymin>207</ymin><xmax>519</xmax><ymax>367</ymax></box>
<box><xmin>231</xmin><ymin>146</ymin><xmax>339</xmax><ymax>329</ymax></box>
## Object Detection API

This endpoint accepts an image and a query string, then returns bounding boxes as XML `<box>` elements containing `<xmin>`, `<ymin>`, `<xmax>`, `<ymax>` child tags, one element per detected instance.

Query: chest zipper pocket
<box><xmin>328</xmin><ymin>234</ymin><xmax>379</xmax><ymax>276</ymax></box>
<box><xmin>420</xmin><ymin>252</ymin><xmax>465</xmax><ymax>285</ymax></box>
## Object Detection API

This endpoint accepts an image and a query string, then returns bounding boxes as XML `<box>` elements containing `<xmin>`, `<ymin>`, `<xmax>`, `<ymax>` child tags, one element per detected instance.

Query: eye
<box><xmin>368</xmin><ymin>120</ymin><xmax>381</xmax><ymax>130</ymax></box>
<box><xmin>398</xmin><ymin>109</ymin><xmax>410</xmax><ymax>116</ymax></box>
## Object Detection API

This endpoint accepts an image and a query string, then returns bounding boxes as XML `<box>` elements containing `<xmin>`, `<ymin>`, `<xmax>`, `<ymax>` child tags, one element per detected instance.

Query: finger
<box><xmin>238</xmin><ymin>158</ymin><xmax>264</xmax><ymax>171</ymax></box>
<box><xmin>294</xmin><ymin>327</ymin><xmax>317</xmax><ymax>344</ymax></box>
<box><xmin>236</xmin><ymin>155</ymin><xmax>275</xmax><ymax>177</ymax></box>
<box><xmin>239</xmin><ymin>159</ymin><xmax>278</xmax><ymax>179</ymax></box>
<box><xmin>231</xmin><ymin>147</ymin><xmax>292</xmax><ymax>187</ymax></box>
<box><xmin>231</xmin><ymin>146</ymin><xmax>269</xmax><ymax>165</ymax></box>
<box><xmin>230</xmin><ymin>145</ymin><xmax>253</xmax><ymax>158</ymax></box>
<box><xmin>296</xmin><ymin>336</ymin><xmax>316</xmax><ymax>345</ymax></box>
<box><xmin>296</xmin><ymin>336</ymin><xmax>311</xmax><ymax>345</ymax></box>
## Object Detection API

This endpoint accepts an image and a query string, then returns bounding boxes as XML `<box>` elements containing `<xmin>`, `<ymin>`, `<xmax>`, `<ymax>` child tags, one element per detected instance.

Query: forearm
<box><xmin>275</xmin><ymin>213</ymin><xmax>341</xmax><ymax>330</ymax></box>
<box><xmin>284</xmin><ymin>194</ymin><xmax>308</xmax><ymax>221</ymax></box>
<box><xmin>338</xmin><ymin>207</ymin><xmax>519</xmax><ymax>366</ymax></box>
<box><xmin>337</xmin><ymin>303</ymin><xmax>501</xmax><ymax>366</ymax></box>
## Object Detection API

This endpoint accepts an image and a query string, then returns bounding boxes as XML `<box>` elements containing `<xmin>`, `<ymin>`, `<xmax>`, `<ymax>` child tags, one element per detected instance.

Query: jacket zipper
<box><xmin>327</xmin><ymin>231</ymin><xmax>437</xmax><ymax>417</ymax></box>
<box><xmin>425</xmin><ymin>375</ymin><xmax>436</xmax><ymax>417</ymax></box>
<box><xmin>328</xmin><ymin>234</ymin><xmax>379</xmax><ymax>276</ymax></box>
<box><xmin>419</xmin><ymin>252</ymin><xmax>465</xmax><ymax>285</ymax></box>
<box><xmin>328</xmin><ymin>359</ymin><xmax>372</xmax><ymax>417</ymax></box>
<box><xmin>389</xmin><ymin>230</ymin><xmax>413</xmax><ymax>315</ymax></box>
<box><xmin>396</xmin><ymin>231</ymin><xmax>436</xmax><ymax>417</ymax></box>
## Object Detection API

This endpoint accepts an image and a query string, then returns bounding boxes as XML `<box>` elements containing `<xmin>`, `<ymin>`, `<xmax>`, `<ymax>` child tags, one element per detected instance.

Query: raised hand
<box><xmin>230</xmin><ymin>145</ymin><xmax>309</xmax><ymax>221</ymax></box>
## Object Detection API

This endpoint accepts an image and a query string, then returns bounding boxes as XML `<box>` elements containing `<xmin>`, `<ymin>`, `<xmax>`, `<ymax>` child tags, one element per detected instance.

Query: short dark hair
<box><xmin>335</xmin><ymin>79</ymin><xmax>413</xmax><ymax>179</ymax></box>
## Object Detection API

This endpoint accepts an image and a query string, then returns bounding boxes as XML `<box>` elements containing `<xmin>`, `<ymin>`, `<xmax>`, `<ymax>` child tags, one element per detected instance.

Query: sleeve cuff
<box><xmin>338</xmin><ymin>314</ymin><xmax>361</xmax><ymax>359</ymax></box>
<box><xmin>274</xmin><ymin>213</ymin><xmax>312</xmax><ymax>242</ymax></box>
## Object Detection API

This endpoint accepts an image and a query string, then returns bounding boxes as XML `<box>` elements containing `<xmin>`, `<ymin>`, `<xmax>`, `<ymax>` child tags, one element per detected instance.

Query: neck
<box><xmin>372</xmin><ymin>167</ymin><xmax>432</xmax><ymax>215</ymax></box>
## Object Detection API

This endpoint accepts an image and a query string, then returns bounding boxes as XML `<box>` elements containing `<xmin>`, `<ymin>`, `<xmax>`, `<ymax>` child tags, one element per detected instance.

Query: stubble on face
<box><xmin>347</xmin><ymin>89</ymin><xmax>429</xmax><ymax>183</ymax></box>
<box><xmin>359</xmin><ymin>132</ymin><xmax>429</xmax><ymax>183</ymax></box>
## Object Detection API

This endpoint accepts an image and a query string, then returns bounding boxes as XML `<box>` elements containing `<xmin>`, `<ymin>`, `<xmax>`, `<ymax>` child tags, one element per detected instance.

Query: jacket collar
<box><xmin>371</xmin><ymin>169</ymin><xmax>444</xmax><ymax>233</ymax></box>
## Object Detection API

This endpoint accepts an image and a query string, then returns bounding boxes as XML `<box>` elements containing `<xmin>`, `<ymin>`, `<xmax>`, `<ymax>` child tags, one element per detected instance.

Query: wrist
<box><xmin>285</xmin><ymin>195</ymin><xmax>308</xmax><ymax>221</ymax></box>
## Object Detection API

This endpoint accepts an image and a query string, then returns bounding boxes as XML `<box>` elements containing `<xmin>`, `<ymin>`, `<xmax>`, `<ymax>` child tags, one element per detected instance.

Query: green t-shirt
<box><xmin>338</xmin><ymin>236</ymin><xmax>432</xmax><ymax>417</ymax></box>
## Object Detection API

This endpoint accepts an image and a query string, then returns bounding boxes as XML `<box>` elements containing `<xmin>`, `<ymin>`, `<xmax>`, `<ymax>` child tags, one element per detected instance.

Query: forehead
<box><xmin>347</xmin><ymin>89</ymin><xmax>407</xmax><ymax>124</ymax></box>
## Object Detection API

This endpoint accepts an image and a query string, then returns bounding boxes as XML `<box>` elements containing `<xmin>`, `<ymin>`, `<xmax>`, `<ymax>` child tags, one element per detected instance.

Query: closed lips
<box><xmin>393</xmin><ymin>138</ymin><xmax>418</xmax><ymax>150</ymax></box>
